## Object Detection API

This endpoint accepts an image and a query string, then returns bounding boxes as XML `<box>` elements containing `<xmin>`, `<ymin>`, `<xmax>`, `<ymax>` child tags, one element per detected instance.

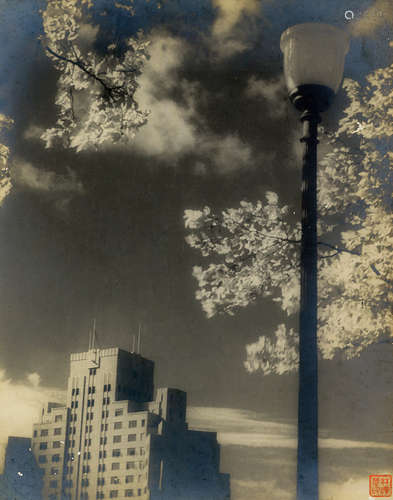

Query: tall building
<box><xmin>0</xmin><ymin>436</ymin><xmax>43</xmax><ymax>500</ymax></box>
<box><xmin>31</xmin><ymin>347</ymin><xmax>230</xmax><ymax>500</ymax></box>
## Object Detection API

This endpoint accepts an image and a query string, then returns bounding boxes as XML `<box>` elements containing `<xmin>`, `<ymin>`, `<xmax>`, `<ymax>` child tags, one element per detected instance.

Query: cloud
<box><xmin>202</xmin><ymin>134</ymin><xmax>254</xmax><ymax>173</ymax></box>
<box><xmin>132</xmin><ymin>32</ymin><xmax>256</xmax><ymax>174</ymax></box>
<box><xmin>0</xmin><ymin>369</ymin><xmax>65</xmax><ymax>472</ymax></box>
<box><xmin>246</xmin><ymin>75</ymin><xmax>288</xmax><ymax>119</ymax></box>
<box><xmin>12</xmin><ymin>160</ymin><xmax>83</xmax><ymax>195</ymax></box>
<box><xmin>210</xmin><ymin>0</ymin><xmax>264</xmax><ymax>58</ymax></box>
<box><xmin>188</xmin><ymin>406</ymin><xmax>393</xmax><ymax>450</ymax></box>
<box><xmin>350</xmin><ymin>0</ymin><xmax>393</xmax><ymax>37</ymax></box>
<box><xmin>231</xmin><ymin>478</ymin><xmax>293</xmax><ymax>500</ymax></box>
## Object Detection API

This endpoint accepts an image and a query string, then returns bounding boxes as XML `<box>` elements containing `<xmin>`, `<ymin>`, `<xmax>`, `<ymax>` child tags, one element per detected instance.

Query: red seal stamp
<box><xmin>369</xmin><ymin>475</ymin><xmax>392</xmax><ymax>497</ymax></box>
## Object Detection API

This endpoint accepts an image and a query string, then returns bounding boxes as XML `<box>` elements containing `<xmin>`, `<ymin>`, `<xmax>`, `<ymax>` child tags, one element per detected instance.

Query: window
<box><xmin>107</xmin><ymin>384</ymin><xmax>111</xmax><ymax>391</ymax></box>
<box><xmin>88</xmin><ymin>386</ymin><xmax>96</xmax><ymax>394</ymax></box>
<box><xmin>127</xmin><ymin>448</ymin><xmax>135</xmax><ymax>456</ymax></box>
<box><xmin>54</xmin><ymin>428</ymin><xmax>62</xmax><ymax>435</ymax></box>
<box><xmin>111</xmin><ymin>463</ymin><xmax>120</xmax><ymax>470</ymax></box>
<box><xmin>65</xmin><ymin>466</ymin><xmax>73</xmax><ymax>474</ymax></box>
<box><xmin>140</xmin><ymin>448</ymin><xmax>145</xmax><ymax>456</ymax></box>
<box><xmin>83</xmin><ymin>452</ymin><xmax>91</xmax><ymax>460</ymax></box>
<box><xmin>71</xmin><ymin>402</ymin><xmax>75</xmax><ymax>409</ymax></box>
<box><xmin>49</xmin><ymin>480</ymin><xmax>58</xmax><ymax>488</ymax></box>
<box><xmin>115</xmin><ymin>409</ymin><xmax>123</xmax><ymax>417</ymax></box>
<box><xmin>52</xmin><ymin>454</ymin><xmax>60</xmax><ymax>462</ymax></box>
<box><xmin>109</xmin><ymin>491</ymin><xmax>118</xmax><ymax>498</ymax></box>
<box><xmin>101</xmin><ymin>423</ymin><xmax>108</xmax><ymax>432</ymax></box>
<box><xmin>53</xmin><ymin>441</ymin><xmax>61</xmax><ymax>448</ymax></box>
<box><xmin>128</xmin><ymin>434</ymin><xmax>136</xmax><ymax>442</ymax></box>
<box><xmin>64</xmin><ymin>479</ymin><xmax>73</xmax><ymax>488</ymax></box>
<box><xmin>102</xmin><ymin>410</ymin><xmax>109</xmax><ymax>418</ymax></box>
<box><xmin>55</xmin><ymin>414</ymin><xmax>62</xmax><ymax>423</ymax></box>
<box><xmin>81</xmin><ymin>478</ymin><xmax>89</xmax><ymax>487</ymax></box>
<box><xmin>40</xmin><ymin>429</ymin><xmax>48</xmax><ymax>436</ymax></box>
<box><xmin>99</xmin><ymin>451</ymin><xmax>106</xmax><ymax>459</ymax></box>
<box><xmin>82</xmin><ymin>465</ymin><xmax>90</xmax><ymax>473</ymax></box>
<box><xmin>76</xmin><ymin>388</ymin><xmax>80</xmax><ymax>395</ymax></box>
<box><xmin>112</xmin><ymin>449</ymin><xmax>121</xmax><ymax>457</ymax></box>
<box><xmin>72</xmin><ymin>388</ymin><xmax>75</xmax><ymax>396</ymax></box>
<box><xmin>39</xmin><ymin>442</ymin><xmax>48</xmax><ymax>450</ymax></box>
<box><xmin>87</xmin><ymin>399</ymin><xmax>95</xmax><ymax>407</ymax></box>
<box><xmin>86</xmin><ymin>412</ymin><xmax>94</xmax><ymax>420</ymax></box>
<box><xmin>138</xmin><ymin>490</ymin><xmax>141</xmax><ymax>497</ymax></box>
<box><xmin>100</xmin><ymin>437</ymin><xmax>107</xmax><ymax>445</ymax></box>
<box><xmin>125</xmin><ymin>476</ymin><xmax>134</xmax><ymax>483</ymax></box>
<box><xmin>111</xmin><ymin>477</ymin><xmax>120</xmax><ymax>484</ymax></box>
<box><xmin>89</xmin><ymin>368</ymin><xmax>96</xmax><ymax>376</ymax></box>
<box><xmin>98</xmin><ymin>464</ymin><xmax>106</xmax><ymax>472</ymax></box>
<box><xmin>113</xmin><ymin>435</ymin><xmax>121</xmax><ymax>443</ymax></box>
<box><xmin>33</xmin><ymin>430</ymin><xmax>37</xmax><ymax>437</ymax></box>
<box><xmin>96</xmin><ymin>493</ymin><xmax>104</xmax><ymax>499</ymax></box>
<box><xmin>85</xmin><ymin>438</ymin><xmax>91</xmax><ymax>446</ymax></box>
<box><xmin>97</xmin><ymin>478</ymin><xmax>105</xmax><ymax>486</ymax></box>
<box><xmin>51</xmin><ymin>467</ymin><xmax>59</xmax><ymax>475</ymax></box>
<box><xmin>85</xmin><ymin>425</ymin><xmax>93</xmax><ymax>433</ymax></box>
<box><xmin>103</xmin><ymin>397</ymin><xmax>110</xmax><ymax>405</ymax></box>
<box><xmin>38</xmin><ymin>455</ymin><xmax>47</xmax><ymax>463</ymax></box>
<box><xmin>126</xmin><ymin>462</ymin><xmax>135</xmax><ymax>470</ymax></box>
<box><xmin>114</xmin><ymin>422</ymin><xmax>122</xmax><ymax>430</ymax></box>
<box><xmin>129</xmin><ymin>421</ymin><xmax>137</xmax><ymax>428</ymax></box>
<box><xmin>125</xmin><ymin>491</ymin><xmax>134</xmax><ymax>498</ymax></box>
<box><xmin>80</xmin><ymin>494</ymin><xmax>88</xmax><ymax>500</ymax></box>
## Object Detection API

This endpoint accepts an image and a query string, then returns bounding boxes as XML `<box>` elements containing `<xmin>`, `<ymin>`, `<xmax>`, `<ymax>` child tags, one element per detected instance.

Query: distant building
<box><xmin>31</xmin><ymin>347</ymin><xmax>230</xmax><ymax>500</ymax></box>
<box><xmin>0</xmin><ymin>436</ymin><xmax>43</xmax><ymax>500</ymax></box>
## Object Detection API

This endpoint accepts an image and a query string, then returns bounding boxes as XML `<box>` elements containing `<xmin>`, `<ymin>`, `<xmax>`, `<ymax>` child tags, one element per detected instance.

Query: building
<box><xmin>0</xmin><ymin>436</ymin><xmax>43</xmax><ymax>500</ymax></box>
<box><xmin>31</xmin><ymin>347</ymin><xmax>230</xmax><ymax>500</ymax></box>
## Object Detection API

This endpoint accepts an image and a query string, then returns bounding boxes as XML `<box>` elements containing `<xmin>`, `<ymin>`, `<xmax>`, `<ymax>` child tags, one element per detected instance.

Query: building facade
<box><xmin>31</xmin><ymin>347</ymin><xmax>230</xmax><ymax>500</ymax></box>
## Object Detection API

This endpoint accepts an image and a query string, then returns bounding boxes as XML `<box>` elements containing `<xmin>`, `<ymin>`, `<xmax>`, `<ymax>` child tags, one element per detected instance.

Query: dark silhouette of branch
<box><xmin>45</xmin><ymin>46</ymin><xmax>124</xmax><ymax>98</ymax></box>
<box><xmin>317</xmin><ymin>241</ymin><xmax>361</xmax><ymax>256</ymax></box>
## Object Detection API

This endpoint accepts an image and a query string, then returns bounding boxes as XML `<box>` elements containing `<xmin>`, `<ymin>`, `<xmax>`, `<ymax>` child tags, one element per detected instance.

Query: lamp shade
<box><xmin>280</xmin><ymin>23</ymin><xmax>350</xmax><ymax>94</ymax></box>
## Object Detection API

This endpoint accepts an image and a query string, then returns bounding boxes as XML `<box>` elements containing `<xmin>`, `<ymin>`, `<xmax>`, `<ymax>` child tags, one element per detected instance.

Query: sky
<box><xmin>0</xmin><ymin>1</ymin><xmax>392</xmax><ymax>499</ymax></box>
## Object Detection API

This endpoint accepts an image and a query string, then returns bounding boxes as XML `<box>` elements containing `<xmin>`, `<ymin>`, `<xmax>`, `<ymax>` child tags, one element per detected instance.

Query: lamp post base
<box><xmin>289</xmin><ymin>84</ymin><xmax>335</xmax><ymax>113</ymax></box>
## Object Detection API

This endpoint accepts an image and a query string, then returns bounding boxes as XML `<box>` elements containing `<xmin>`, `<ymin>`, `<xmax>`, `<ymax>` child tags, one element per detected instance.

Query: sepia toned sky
<box><xmin>0</xmin><ymin>1</ymin><xmax>392</xmax><ymax>499</ymax></box>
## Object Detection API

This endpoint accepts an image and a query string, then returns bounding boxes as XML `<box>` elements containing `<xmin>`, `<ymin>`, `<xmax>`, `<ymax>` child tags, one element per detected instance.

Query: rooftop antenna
<box><xmin>92</xmin><ymin>318</ymin><xmax>96</xmax><ymax>350</ymax></box>
<box><xmin>131</xmin><ymin>333</ymin><xmax>136</xmax><ymax>353</ymax></box>
<box><xmin>137</xmin><ymin>323</ymin><xmax>141</xmax><ymax>355</ymax></box>
<box><xmin>88</xmin><ymin>326</ymin><xmax>92</xmax><ymax>350</ymax></box>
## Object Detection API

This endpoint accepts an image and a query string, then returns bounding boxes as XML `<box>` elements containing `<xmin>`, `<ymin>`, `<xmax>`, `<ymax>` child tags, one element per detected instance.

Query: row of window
<box><xmin>97</xmin><ymin>476</ymin><xmax>136</xmax><ymax>485</ymax></box>
<box><xmin>100</xmin><ymin>434</ymin><xmax>143</xmax><ymax>445</ymax></box>
<box><xmin>38</xmin><ymin>454</ymin><xmax>60</xmax><ymax>463</ymax></box>
<box><xmin>99</xmin><ymin>461</ymin><xmax>145</xmax><ymax>472</ymax></box>
<box><xmin>96</xmin><ymin>448</ymin><xmax>145</xmax><ymax>459</ymax></box>
<box><xmin>34</xmin><ymin>428</ymin><xmax>62</xmax><ymax>437</ymax></box>
<box><xmin>97</xmin><ymin>489</ymin><xmax>145</xmax><ymax>498</ymax></box>
<box><xmin>39</xmin><ymin>441</ymin><xmax>62</xmax><ymax>450</ymax></box>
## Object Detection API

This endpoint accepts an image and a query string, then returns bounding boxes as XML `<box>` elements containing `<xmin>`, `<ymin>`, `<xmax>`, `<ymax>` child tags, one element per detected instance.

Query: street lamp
<box><xmin>280</xmin><ymin>23</ymin><xmax>350</xmax><ymax>500</ymax></box>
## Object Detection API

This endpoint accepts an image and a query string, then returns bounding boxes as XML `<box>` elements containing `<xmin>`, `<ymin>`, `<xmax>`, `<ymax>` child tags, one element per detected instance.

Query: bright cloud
<box><xmin>133</xmin><ymin>32</ymin><xmax>256</xmax><ymax>174</ymax></box>
<box><xmin>12</xmin><ymin>160</ymin><xmax>84</xmax><ymax>194</ymax></box>
<box><xmin>0</xmin><ymin>369</ymin><xmax>65</xmax><ymax>472</ymax></box>
<box><xmin>188</xmin><ymin>406</ymin><xmax>393</xmax><ymax>450</ymax></box>
<box><xmin>350</xmin><ymin>0</ymin><xmax>393</xmax><ymax>37</ymax></box>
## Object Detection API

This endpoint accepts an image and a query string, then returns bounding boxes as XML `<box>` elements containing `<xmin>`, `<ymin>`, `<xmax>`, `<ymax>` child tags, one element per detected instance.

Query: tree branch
<box><xmin>317</xmin><ymin>241</ymin><xmax>361</xmax><ymax>256</ymax></box>
<box><xmin>46</xmin><ymin>46</ymin><xmax>124</xmax><ymax>98</ymax></box>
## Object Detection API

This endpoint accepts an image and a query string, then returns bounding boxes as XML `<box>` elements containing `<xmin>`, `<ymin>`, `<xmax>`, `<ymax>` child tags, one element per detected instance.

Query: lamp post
<box><xmin>280</xmin><ymin>24</ymin><xmax>350</xmax><ymax>500</ymax></box>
